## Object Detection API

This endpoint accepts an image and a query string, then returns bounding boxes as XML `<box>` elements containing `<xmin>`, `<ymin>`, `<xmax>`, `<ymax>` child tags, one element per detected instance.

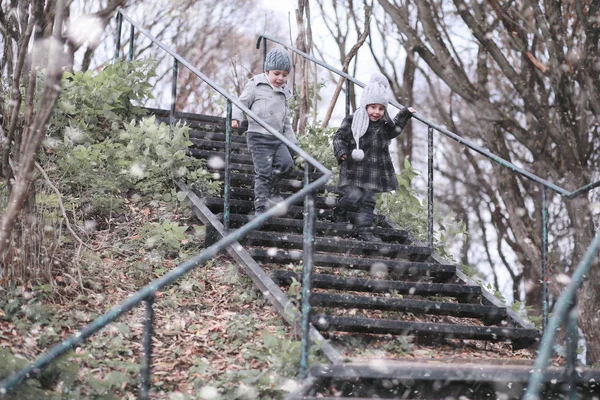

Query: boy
<box><xmin>232</xmin><ymin>47</ymin><xmax>296</xmax><ymax>215</ymax></box>
<box><xmin>332</xmin><ymin>72</ymin><xmax>416</xmax><ymax>242</ymax></box>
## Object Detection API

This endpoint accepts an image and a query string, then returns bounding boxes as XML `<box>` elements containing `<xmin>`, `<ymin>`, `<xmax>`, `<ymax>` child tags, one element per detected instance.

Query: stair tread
<box><xmin>312</xmin><ymin>314</ymin><xmax>540</xmax><ymax>341</ymax></box>
<box><xmin>214</xmin><ymin>172</ymin><xmax>325</xmax><ymax>189</ymax></box>
<box><xmin>242</xmin><ymin>230</ymin><xmax>431</xmax><ymax>256</ymax></box>
<box><xmin>309</xmin><ymin>292</ymin><xmax>504</xmax><ymax>320</ymax></box>
<box><xmin>189</xmin><ymin>148</ymin><xmax>254</xmax><ymax>164</ymax></box>
<box><xmin>204</xmin><ymin>196</ymin><xmax>325</xmax><ymax>218</ymax></box>
<box><xmin>271</xmin><ymin>270</ymin><xmax>480</xmax><ymax>296</ymax></box>
<box><xmin>209</xmin><ymin>162</ymin><xmax>323</xmax><ymax>180</ymax></box>
<box><xmin>226</xmin><ymin>214</ymin><xmax>409</xmax><ymax>241</ymax></box>
<box><xmin>189</xmin><ymin>129</ymin><xmax>247</xmax><ymax>143</ymax></box>
<box><xmin>309</xmin><ymin>360</ymin><xmax>600</xmax><ymax>382</ymax></box>
<box><xmin>250</xmin><ymin>248</ymin><xmax>454</xmax><ymax>278</ymax></box>
<box><xmin>190</xmin><ymin>138</ymin><xmax>249</xmax><ymax>152</ymax></box>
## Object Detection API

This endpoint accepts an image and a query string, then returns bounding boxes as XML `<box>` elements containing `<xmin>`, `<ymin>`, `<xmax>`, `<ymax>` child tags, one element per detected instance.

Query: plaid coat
<box><xmin>333</xmin><ymin>108</ymin><xmax>412</xmax><ymax>192</ymax></box>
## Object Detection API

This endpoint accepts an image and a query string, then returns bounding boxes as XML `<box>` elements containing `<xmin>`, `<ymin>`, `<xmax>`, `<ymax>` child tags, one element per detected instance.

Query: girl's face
<box><xmin>266</xmin><ymin>70</ymin><xmax>289</xmax><ymax>88</ymax></box>
<box><xmin>366</xmin><ymin>104</ymin><xmax>386</xmax><ymax>121</ymax></box>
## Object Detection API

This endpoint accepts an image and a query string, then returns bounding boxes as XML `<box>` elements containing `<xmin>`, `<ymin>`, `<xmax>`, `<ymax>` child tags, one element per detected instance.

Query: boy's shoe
<box><xmin>331</xmin><ymin>206</ymin><xmax>349</xmax><ymax>223</ymax></box>
<box><xmin>357</xmin><ymin>230</ymin><xmax>382</xmax><ymax>243</ymax></box>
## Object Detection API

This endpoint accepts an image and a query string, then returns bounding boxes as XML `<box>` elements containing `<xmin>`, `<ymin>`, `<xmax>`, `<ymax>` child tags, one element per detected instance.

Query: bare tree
<box><xmin>378</xmin><ymin>0</ymin><xmax>600</xmax><ymax>363</ymax></box>
<box><xmin>320</xmin><ymin>3</ymin><xmax>371</xmax><ymax>128</ymax></box>
<box><xmin>84</xmin><ymin>0</ymin><xmax>275</xmax><ymax>115</ymax></box>
<box><xmin>292</xmin><ymin>0</ymin><xmax>314</xmax><ymax>136</ymax></box>
<box><xmin>0</xmin><ymin>0</ymin><xmax>126</xmax><ymax>279</ymax></box>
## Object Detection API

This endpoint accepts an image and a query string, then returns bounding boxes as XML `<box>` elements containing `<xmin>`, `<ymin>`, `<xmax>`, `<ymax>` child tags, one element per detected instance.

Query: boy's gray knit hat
<box><xmin>351</xmin><ymin>72</ymin><xmax>392</xmax><ymax>161</ymax></box>
<box><xmin>264</xmin><ymin>48</ymin><xmax>292</xmax><ymax>72</ymax></box>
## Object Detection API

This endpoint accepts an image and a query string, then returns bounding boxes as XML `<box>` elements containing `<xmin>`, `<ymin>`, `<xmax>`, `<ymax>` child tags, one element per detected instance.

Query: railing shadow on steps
<box><xmin>256</xmin><ymin>35</ymin><xmax>600</xmax><ymax>398</ymax></box>
<box><xmin>0</xmin><ymin>11</ymin><xmax>334</xmax><ymax>399</ymax></box>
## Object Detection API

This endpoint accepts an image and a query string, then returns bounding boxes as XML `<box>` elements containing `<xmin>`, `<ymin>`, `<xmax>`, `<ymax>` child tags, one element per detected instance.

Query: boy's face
<box><xmin>266</xmin><ymin>70</ymin><xmax>289</xmax><ymax>88</ymax></box>
<box><xmin>366</xmin><ymin>104</ymin><xmax>386</xmax><ymax>122</ymax></box>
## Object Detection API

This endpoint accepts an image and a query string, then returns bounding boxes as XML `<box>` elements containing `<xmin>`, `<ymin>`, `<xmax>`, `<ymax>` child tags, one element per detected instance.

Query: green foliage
<box><xmin>377</xmin><ymin>159</ymin><xmax>426</xmax><ymax>240</ymax></box>
<box><xmin>50</xmin><ymin>59</ymin><xmax>155</xmax><ymax>142</ymax></box>
<box><xmin>140</xmin><ymin>218</ymin><xmax>188</xmax><ymax>252</ymax></box>
<box><xmin>511</xmin><ymin>301</ymin><xmax>544</xmax><ymax>329</ymax></box>
<box><xmin>295</xmin><ymin>121</ymin><xmax>339</xmax><ymax>175</ymax></box>
<box><xmin>377</xmin><ymin>159</ymin><xmax>467</xmax><ymax>258</ymax></box>
<box><xmin>47</xmin><ymin>117</ymin><xmax>217</xmax><ymax>220</ymax></box>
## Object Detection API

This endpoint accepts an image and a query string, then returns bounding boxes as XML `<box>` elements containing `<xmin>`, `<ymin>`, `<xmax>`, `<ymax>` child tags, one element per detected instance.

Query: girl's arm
<box><xmin>387</xmin><ymin>106</ymin><xmax>416</xmax><ymax>139</ymax></box>
<box><xmin>333</xmin><ymin>115</ymin><xmax>353</xmax><ymax>161</ymax></box>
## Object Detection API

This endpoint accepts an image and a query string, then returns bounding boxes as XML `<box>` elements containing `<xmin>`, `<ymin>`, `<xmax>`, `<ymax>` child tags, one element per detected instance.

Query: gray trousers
<box><xmin>337</xmin><ymin>185</ymin><xmax>376</xmax><ymax>229</ymax></box>
<box><xmin>246</xmin><ymin>131</ymin><xmax>294</xmax><ymax>209</ymax></box>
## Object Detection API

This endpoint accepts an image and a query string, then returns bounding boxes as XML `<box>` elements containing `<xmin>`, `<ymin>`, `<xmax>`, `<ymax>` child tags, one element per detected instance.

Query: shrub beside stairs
<box><xmin>155</xmin><ymin>109</ymin><xmax>600</xmax><ymax>399</ymax></box>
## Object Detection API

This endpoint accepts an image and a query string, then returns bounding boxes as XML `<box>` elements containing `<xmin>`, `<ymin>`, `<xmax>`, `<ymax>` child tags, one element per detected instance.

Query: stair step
<box><xmin>190</xmin><ymin>138</ymin><xmax>249</xmax><ymax>153</ymax></box>
<box><xmin>226</xmin><ymin>191</ymin><xmax>338</xmax><ymax>208</ymax></box>
<box><xmin>189</xmin><ymin>129</ymin><xmax>247</xmax><ymax>144</ymax></box>
<box><xmin>302</xmin><ymin>361</ymin><xmax>600</xmax><ymax>398</ymax></box>
<box><xmin>271</xmin><ymin>271</ymin><xmax>480</xmax><ymax>300</ymax></box>
<box><xmin>241</xmin><ymin>231</ymin><xmax>431</xmax><ymax>259</ymax></box>
<box><xmin>250</xmin><ymin>248</ymin><xmax>452</xmax><ymax>280</ymax></box>
<box><xmin>204</xmin><ymin>197</ymin><xmax>343</xmax><ymax>220</ymax></box>
<box><xmin>207</xmin><ymin>162</ymin><xmax>323</xmax><ymax>181</ymax></box>
<box><xmin>311</xmin><ymin>315</ymin><xmax>539</xmax><ymax>347</ymax></box>
<box><xmin>224</xmin><ymin>172</ymin><xmax>324</xmax><ymax>190</ymax></box>
<box><xmin>309</xmin><ymin>292</ymin><xmax>504</xmax><ymax>322</ymax></box>
<box><xmin>226</xmin><ymin>214</ymin><xmax>409</xmax><ymax>242</ymax></box>
<box><xmin>204</xmin><ymin>197</ymin><xmax>319</xmax><ymax>218</ymax></box>
<box><xmin>189</xmin><ymin>148</ymin><xmax>254</xmax><ymax>164</ymax></box>
<box><xmin>308</xmin><ymin>360</ymin><xmax>575</xmax><ymax>381</ymax></box>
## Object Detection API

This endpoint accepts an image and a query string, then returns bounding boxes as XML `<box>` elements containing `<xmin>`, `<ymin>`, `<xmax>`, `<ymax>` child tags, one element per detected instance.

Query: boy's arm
<box><xmin>282</xmin><ymin>104</ymin><xmax>297</xmax><ymax>145</ymax></box>
<box><xmin>387</xmin><ymin>106</ymin><xmax>415</xmax><ymax>139</ymax></box>
<box><xmin>231</xmin><ymin>79</ymin><xmax>256</xmax><ymax>122</ymax></box>
<box><xmin>333</xmin><ymin>115</ymin><xmax>353</xmax><ymax>160</ymax></box>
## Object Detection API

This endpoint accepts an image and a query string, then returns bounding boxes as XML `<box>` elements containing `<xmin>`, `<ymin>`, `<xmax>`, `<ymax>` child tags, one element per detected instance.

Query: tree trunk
<box><xmin>396</xmin><ymin>51</ymin><xmax>416</xmax><ymax>166</ymax></box>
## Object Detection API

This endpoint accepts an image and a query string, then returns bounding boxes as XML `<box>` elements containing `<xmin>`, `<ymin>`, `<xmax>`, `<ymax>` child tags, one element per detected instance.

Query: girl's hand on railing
<box><xmin>408</xmin><ymin>107</ymin><xmax>417</xmax><ymax>114</ymax></box>
<box><xmin>338</xmin><ymin>153</ymin><xmax>347</xmax><ymax>164</ymax></box>
<box><xmin>231</xmin><ymin>120</ymin><xmax>239</xmax><ymax>128</ymax></box>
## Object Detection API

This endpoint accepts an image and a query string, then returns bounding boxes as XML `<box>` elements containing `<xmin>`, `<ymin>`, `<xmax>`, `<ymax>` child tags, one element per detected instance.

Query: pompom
<box><xmin>352</xmin><ymin>149</ymin><xmax>365</xmax><ymax>161</ymax></box>
<box><xmin>369</xmin><ymin>72</ymin><xmax>389</xmax><ymax>86</ymax></box>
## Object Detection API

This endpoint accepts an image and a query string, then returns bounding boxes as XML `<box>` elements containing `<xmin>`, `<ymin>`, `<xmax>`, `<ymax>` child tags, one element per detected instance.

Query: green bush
<box><xmin>377</xmin><ymin>158</ymin><xmax>467</xmax><ymax>257</ymax></box>
<box><xmin>48</xmin><ymin>117</ymin><xmax>218</xmax><ymax>219</ymax></box>
<box><xmin>50</xmin><ymin>59</ymin><xmax>155</xmax><ymax>142</ymax></box>
<box><xmin>40</xmin><ymin>58</ymin><xmax>218</xmax><ymax>221</ymax></box>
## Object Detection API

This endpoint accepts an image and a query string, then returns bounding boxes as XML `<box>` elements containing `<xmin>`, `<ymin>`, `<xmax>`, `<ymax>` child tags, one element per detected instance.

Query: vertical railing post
<box><xmin>139</xmin><ymin>295</ymin><xmax>155</xmax><ymax>400</ymax></box>
<box><xmin>345</xmin><ymin>79</ymin><xmax>350</xmax><ymax>117</ymax></box>
<box><xmin>128</xmin><ymin>23</ymin><xmax>135</xmax><ymax>61</ymax></box>
<box><xmin>565</xmin><ymin>298</ymin><xmax>579</xmax><ymax>400</ymax></box>
<box><xmin>114</xmin><ymin>12</ymin><xmax>123</xmax><ymax>62</ymax></box>
<box><xmin>224</xmin><ymin>100</ymin><xmax>232</xmax><ymax>232</ymax></box>
<box><xmin>299</xmin><ymin>162</ymin><xmax>315</xmax><ymax>379</ymax></box>
<box><xmin>427</xmin><ymin>126</ymin><xmax>434</xmax><ymax>249</ymax></box>
<box><xmin>170</xmin><ymin>58</ymin><xmax>178</xmax><ymax>129</ymax></box>
<box><xmin>541</xmin><ymin>185</ymin><xmax>549</xmax><ymax>333</ymax></box>
<box><xmin>261</xmin><ymin>37</ymin><xmax>267</xmax><ymax>71</ymax></box>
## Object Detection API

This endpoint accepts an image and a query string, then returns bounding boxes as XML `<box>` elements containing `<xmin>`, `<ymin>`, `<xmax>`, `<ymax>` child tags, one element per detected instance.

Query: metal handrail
<box><xmin>0</xmin><ymin>12</ymin><xmax>332</xmax><ymax>398</ymax></box>
<box><xmin>524</xmin><ymin>231</ymin><xmax>600</xmax><ymax>399</ymax></box>
<box><xmin>256</xmin><ymin>34</ymin><xmax>600</xmax><ymax>199</ymax></box>
<box><xmin>122</xmin><ymin>17</ymin><xmax>328</xmax><ymax>176</ymax></box>
<box><xmin>256</xmin><ymin>34</ymin><xmax>600</xmax><ymax>397</ymax></box>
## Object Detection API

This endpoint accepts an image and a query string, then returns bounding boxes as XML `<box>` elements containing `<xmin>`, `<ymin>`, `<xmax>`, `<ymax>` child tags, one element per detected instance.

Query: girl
<box><xmin>333</xmin><ymin>72</ymin><xmax>416</xmax><ymax>241</ymax></box>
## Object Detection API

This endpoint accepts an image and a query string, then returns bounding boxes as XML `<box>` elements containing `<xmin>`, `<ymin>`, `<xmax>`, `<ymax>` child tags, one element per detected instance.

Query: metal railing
<box><xmin>256</xmin><ymin>34</ymin><xmax>600</xmax><ymax>397</ymax></box>
<box><xmin>0</xmin><ymin>12</ymin><xmax>332</xmax><ymax>398</ymax></box>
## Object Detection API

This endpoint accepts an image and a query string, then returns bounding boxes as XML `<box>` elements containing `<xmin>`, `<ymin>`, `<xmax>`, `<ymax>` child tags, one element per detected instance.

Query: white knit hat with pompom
<box><xmin>350</xmin><ymin>73</ymin><xmax>391</xmax><ymax>161</ymax></box>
